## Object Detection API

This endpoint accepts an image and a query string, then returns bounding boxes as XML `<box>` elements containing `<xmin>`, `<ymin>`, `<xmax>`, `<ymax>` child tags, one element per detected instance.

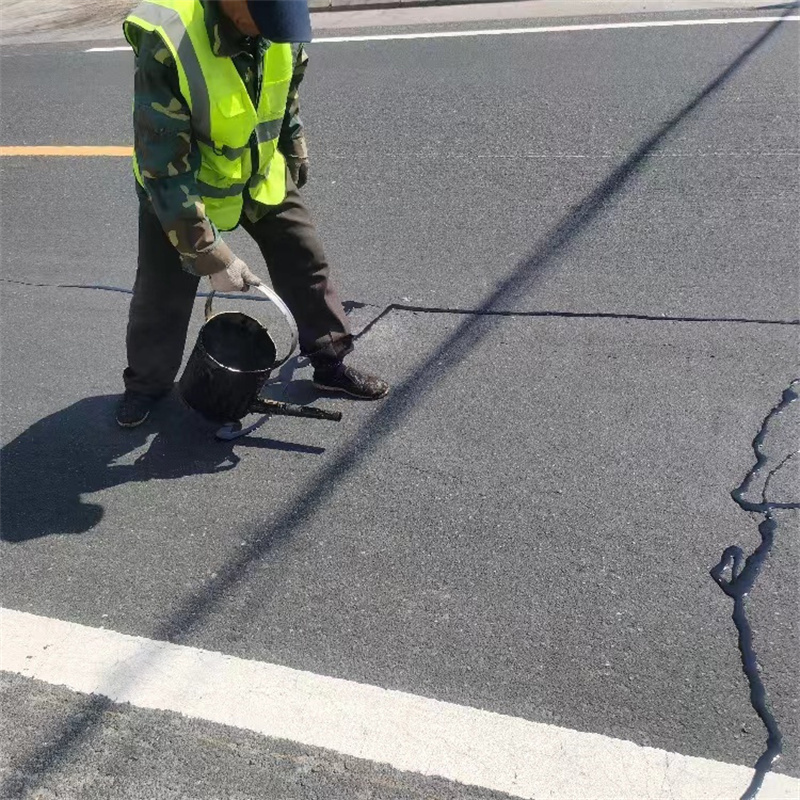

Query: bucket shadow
<box><xmin>0</xmin><ymin>394</ymin><xmax>323</xmax><ymax>544</ymax></box>
<box><xmin>261</xmin><ymin>353</ymin><xmax>322</xmax><ymax>405</ymax></box>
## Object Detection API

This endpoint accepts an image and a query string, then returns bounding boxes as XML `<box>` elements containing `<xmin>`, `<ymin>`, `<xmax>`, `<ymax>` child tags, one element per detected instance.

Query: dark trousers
<box><xmin>124</xmin><ymin>182</ymin><xmax>353</xmax><ymax>397</ymax></box>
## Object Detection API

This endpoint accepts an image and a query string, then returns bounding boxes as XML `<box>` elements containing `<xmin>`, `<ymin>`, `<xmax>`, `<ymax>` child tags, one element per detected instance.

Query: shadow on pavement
<box><xmin>2</xmin><ymin>11</ymin><xmax>794</xmax><ymax>796</ymax></box>
<box><xmin>0</xmin><ymin>394</ymin><xmax>323</xmax><ymax>544</ymax></box>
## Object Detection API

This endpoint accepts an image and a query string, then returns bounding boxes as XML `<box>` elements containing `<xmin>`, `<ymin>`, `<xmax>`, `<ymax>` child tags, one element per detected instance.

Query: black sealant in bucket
<box><xmin>178</xmin><ymin>286</ymin><xmax>342</xmax><ymax>438</ymax></box>
<box><xmin>179</xmin><ymin>285</ymin><xmax>297</xmax><ymax>424</ymax></box>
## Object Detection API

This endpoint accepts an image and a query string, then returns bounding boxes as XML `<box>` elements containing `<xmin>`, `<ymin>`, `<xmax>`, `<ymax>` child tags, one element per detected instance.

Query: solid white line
<box><xmin>83</xmin><ymin>15</ymin><xmax>799</xmax><ymax>51</ymax></box>
<box><xmin>2</xmin><ymin>608</ymin><xmax>799</xmax><ymax>800</ymax></box>
<box><xmin>314</xmin><ymin>15</ymin><xmax>799</xmax><ymax>42</ymax></box>
<box><xmin>84</xmin><ymin>46</ymin><xmax>136</xmax><ymax>53</ymax></box>
<box><xmin>84</xmin><ymin>46</ymin><xmax>137</xmax><ymax>52</ymax></box>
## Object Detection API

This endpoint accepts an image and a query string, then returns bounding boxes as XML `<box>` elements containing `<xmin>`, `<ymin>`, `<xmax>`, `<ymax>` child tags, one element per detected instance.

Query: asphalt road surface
<box><xmin>1</xmin><ymin>4</ymin><xmax>798</xmax><ymax>799</ymax></box>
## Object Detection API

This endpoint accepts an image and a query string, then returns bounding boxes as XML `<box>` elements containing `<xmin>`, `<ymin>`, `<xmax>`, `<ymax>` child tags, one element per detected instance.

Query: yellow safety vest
<box><xmin>124</xmin><ymin>0</ymin><xmax>292</xmax><ymax>230</ymax></box>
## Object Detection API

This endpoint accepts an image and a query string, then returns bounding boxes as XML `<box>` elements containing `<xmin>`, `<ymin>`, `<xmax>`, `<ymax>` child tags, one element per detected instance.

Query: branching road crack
<box><xmin>711</xmin><ymin>380</ymin><xmax>800</xmax><ymax>800</ymax></box>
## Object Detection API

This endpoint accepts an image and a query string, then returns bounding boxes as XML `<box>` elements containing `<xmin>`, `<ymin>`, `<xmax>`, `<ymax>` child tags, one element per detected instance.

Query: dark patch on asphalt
<box><xmin>341</xmin><ymin>299</ymin><xmax>369</xmax><ymax>313</ymax></box>
<box><xmin>711</xmin><ymin>381</ymin><xmax>800</xmax><ymax>799</ymax></box>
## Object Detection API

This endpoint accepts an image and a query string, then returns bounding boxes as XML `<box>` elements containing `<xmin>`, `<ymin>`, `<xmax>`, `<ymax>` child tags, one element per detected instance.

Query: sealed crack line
<box><xmin>0</xmin><ymin>279</ymin><xmax>378</xmax><ymax>311</ymax></box>
<box><xmin>4</xmin><ymin>279</ymin><xmax>800</xmax><ymax>330</ymax></box>
<box><xmin>0</xmin><ymin>278</ymin><xmax>273</xmax><ymax>304</ymax></box>
<box><xmin>711</xmin><ymin>380</ymin><xmax>800</xmax><ymax>800</ymax></box>
<box><xmin>1</xmin><ymin>278</ymin><xmax>134</xmax><ymax>296</ymax></box>
<box><xmin>355</xmin><ymin>302</ymin><xmax>800</xmax><ymax>339</ymax></box>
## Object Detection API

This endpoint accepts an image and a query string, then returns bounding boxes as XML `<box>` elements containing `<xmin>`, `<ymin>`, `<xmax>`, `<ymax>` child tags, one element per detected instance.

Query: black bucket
<box><xmin>178</xmin><ymin>285</ymin><xmax>299</xmax><ymax>424</ymax></box>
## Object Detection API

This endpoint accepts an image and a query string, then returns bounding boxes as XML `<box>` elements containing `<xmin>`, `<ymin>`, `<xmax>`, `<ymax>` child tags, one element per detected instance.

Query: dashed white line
<box><xmin>2</xmin><ymin>608</ymin><xmax>799</xmax><ymax>800</ymax></box>
<box><xmin>83</xmin><ymin>16</ymin><xmax>799</xmax><ymax>51</ymax></box>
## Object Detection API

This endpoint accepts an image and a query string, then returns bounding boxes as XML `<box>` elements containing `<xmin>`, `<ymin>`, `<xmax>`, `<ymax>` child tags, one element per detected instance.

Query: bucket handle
<box><xmin>205</xmin><ymin>283</ymin><xmax>300</xmax><ymax>369</ymax></box>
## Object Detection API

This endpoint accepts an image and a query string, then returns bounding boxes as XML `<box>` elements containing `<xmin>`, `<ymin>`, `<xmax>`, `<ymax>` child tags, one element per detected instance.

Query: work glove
<box><xmin>286</xmin><ymin>155</ymin><xmax>309</xmax><ymax>189</ymax></box>
<box><xmin>208</xmin><ymin>257</ymin><xmax>263</xmax><ymax>293</ymax></box>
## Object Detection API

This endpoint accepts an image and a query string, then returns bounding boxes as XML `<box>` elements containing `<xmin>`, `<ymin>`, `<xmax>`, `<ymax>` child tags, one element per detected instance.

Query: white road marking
<box><xmin>84</xmin><ymin>16</ymin><xmax>799</xmax><ymax>51</ymax></box>
<box><xmin>2</xmin><ymin>608</ymin><xmax>799</xmax><ymax>800</ymax></box>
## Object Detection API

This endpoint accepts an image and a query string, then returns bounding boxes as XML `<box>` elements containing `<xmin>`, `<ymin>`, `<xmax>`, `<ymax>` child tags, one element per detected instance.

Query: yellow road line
<box><xmin>0</xmin><ymin>146</ymin><xmax>133</xmax><ymax>157</ymax></box>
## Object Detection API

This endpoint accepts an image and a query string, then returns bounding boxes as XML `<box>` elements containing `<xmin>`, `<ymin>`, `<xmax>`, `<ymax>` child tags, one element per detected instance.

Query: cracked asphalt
<box><xmin>1</xmin><ymin>5</ymin><xmax>799</xmax><ymax>798</ymax></box>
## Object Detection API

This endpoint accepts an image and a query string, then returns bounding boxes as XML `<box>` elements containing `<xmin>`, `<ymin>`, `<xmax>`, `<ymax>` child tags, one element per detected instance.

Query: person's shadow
<box><xmin>0</xmin><ymin>393</ymin><xmax>323</xmax><ymax>543</ymax></box>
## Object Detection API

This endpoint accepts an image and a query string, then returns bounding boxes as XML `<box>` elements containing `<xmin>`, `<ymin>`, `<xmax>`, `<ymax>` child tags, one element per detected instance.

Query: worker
<box><xmin>117</xmin><ymin>0</ymin><xmax>389</xmax><ymax>428</ymax></box>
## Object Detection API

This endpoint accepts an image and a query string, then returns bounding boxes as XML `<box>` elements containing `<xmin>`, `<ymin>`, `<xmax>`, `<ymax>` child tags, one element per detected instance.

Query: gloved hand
<box><xmin>208</xmin><ymin>257</ymin><xmax>263</xmax><ymax>293</ymax></box>
<box><xmin>286</xmin><ymin>155</ymin><xmax>309</xmax><ymax>189</ymax></box>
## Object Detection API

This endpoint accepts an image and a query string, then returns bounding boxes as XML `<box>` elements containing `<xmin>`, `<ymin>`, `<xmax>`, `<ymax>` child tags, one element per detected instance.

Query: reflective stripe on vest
<box><xmin>124</xmin><ymin>0</ymin><xmax>291</xmax><ymax>230</ymax></box>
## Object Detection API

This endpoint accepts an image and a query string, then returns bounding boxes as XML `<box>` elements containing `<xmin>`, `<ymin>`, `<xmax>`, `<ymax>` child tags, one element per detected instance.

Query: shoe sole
<box><xmin>312</xmin><ymin>381</ymin><xmax>389</xmax><ymax>400</ymax></box>
<box><xmin>116</xmin><ymin>410</ymin><xmax>151</xmax><ymax>428</ymax></box>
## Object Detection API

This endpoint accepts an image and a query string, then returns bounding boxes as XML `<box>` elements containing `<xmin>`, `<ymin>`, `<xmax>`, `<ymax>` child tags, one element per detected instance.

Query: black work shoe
<box><xmin>312</xmin><ymin>363</ymin><xmax>390</xmax><ymax>400</ymax></box>
<box><xmin>116</xmin><ymin>391</ymin><xmax>157</xmax><ymax>428</ymax></box>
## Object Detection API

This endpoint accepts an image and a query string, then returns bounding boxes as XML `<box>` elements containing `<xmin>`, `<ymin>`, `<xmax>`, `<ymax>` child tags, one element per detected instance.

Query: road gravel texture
<box><xmin>0</xmin><ymin>4</ymin><xmax>798</xmax><ymax>798</ymax></box>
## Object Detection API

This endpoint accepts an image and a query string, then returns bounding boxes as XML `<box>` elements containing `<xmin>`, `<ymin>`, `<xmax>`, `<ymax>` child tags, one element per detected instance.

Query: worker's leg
<box><xmin>240</xmin><ymin>178</ymin><xmax>353</xmax><ymax>371</ymax></box>
<box><xmin>123</xmin><ymin>204</ymin><xmax>200</xmax><ymax>398</ymax></box>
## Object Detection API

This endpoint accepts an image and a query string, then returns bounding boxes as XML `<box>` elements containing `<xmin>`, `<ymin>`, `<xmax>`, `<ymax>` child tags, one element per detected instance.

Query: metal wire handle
<box><xmin>205</xmin><ymin>283</ymin><xmax>299</xmax><ymax>369</ymax></box>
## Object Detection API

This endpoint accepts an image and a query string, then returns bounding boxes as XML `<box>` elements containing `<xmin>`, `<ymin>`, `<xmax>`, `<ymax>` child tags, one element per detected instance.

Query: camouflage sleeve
<box><xmin>131</xmin><ymin>28</ymin><xmax>233</xmax><ymax>275</ymax></box>
<box><xmin>279</xmin><ymin>43</ymin><xmax>309</xmax><ymax>161</ymax></box>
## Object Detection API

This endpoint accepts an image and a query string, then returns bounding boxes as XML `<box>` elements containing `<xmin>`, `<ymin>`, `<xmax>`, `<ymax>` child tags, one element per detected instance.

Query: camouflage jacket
<box><xmin>128</xmin><ymin>0</ymin><xmax>309</xmax><ymax>275</ymax></box>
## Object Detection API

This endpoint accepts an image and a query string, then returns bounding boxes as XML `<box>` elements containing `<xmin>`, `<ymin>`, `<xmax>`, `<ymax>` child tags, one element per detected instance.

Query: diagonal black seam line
<box><xmin>3</xmin><ymin>13</ymin><xmax>793</xmax><ymax>796</ymax></box>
